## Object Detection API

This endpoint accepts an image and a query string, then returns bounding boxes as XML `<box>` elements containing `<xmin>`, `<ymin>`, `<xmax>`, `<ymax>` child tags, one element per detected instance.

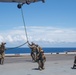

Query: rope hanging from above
<box><xmin>21</xmin><ymin>7</ymin><xmax>28</xmax><ymax>42</ymax></box>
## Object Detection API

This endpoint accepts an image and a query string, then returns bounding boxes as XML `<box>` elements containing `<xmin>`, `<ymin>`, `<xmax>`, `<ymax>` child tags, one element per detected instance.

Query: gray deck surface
<box><xmin>0</xmin><ymin>54</ymin><xmax>76</xmax><ymax>75</ymax></box>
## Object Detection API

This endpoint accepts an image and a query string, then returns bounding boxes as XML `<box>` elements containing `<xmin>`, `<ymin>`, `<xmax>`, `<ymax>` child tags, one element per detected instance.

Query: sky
<box><xmin>0</xmin><ymin>0</ymin><xmax>76</xmax><ymax>47</ymax></box>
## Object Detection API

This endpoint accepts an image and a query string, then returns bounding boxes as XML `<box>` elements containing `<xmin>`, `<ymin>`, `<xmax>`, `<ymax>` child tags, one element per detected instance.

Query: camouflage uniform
<box><xmin>37</xmin><ymin>50</ymin><xmax>46</xmax><ymax>70</ymax></box>
<box><xmin>28</xmin><ymin>42</ymin><xmax>37</xmax><ymax>62</ymax></box>
<box><xmin>35</xmin><ymin>45</ymin><xmax>42</xmax><ymax>61</ymax></box>
<box><xmin>0</xmin><ymin>42</ymin><xmax>6</xmax><ymax>65</ymax></box>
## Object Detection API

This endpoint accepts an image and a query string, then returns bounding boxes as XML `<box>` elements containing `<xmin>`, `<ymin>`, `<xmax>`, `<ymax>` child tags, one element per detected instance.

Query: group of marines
<box><xmin>28</xmin><ymin>41</ymin><xmax>46</xmax><ymax>70</ymax></box>
<box><xmin>0</xmin><ymin>41</ymin><xmax>46</xmax><ymax>70</ymax></box>
<box><xmin>0</xmin><ymin>41</ymin><xmax>76</xmax><ymax>70</ymax></box>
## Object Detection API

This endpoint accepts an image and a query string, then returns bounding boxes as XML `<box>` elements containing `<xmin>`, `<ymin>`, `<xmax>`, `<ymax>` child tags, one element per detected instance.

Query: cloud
<box><xmin>0</xmin><ymin>26</ymin><xmax>76</xmax><ymax>47</ymax></box>
<box><xmin>27</xmin><ymin>26</ymin><xmax>76</xmax><ymax>43</ymax></box>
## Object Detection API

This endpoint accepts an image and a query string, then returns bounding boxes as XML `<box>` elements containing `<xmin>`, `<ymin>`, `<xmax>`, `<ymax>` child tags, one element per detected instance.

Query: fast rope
<box><xmin>6</xmin><ymin>42</ymin><xmax>27</xmax><ymax>50</ymax></box>
<box><xmin>21</xmin><ymin>7</ymin><xmax>28</xmax><ymax>42</ymax></box>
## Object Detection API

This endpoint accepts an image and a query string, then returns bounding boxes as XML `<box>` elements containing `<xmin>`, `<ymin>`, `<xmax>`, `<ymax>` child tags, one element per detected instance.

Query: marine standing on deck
<box><xmin>36</xmin><ymin>48</ymin><xmax>46</xmax><ymax>70</ymax></box>
<box><xmin>0</xmin><ymin>42</ymin><xmax>6</xmax><ymax>65</ymax></box>
<box><xmin>72</xmin><ymin>56</ymin><xmax>76</xmax><ymax>69</ymax></box>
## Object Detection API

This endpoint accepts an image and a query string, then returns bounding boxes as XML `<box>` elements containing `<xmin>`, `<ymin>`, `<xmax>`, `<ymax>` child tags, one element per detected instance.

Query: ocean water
<box><xmin>5</xmin><ymin>47</ymin><xmax>76</xmax><ymax>54</ymax></box>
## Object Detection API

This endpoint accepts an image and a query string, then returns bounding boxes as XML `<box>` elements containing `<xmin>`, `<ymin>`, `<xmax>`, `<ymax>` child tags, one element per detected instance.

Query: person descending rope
<box><xmin>28</xmin><ymin>41</ymin><xmax>37</xmax><ymax>62</ymax></box>
<box><xmin>0</xmin><ymin>42</ymin><xmax>6</xmax><ymax>65</ymax></box>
